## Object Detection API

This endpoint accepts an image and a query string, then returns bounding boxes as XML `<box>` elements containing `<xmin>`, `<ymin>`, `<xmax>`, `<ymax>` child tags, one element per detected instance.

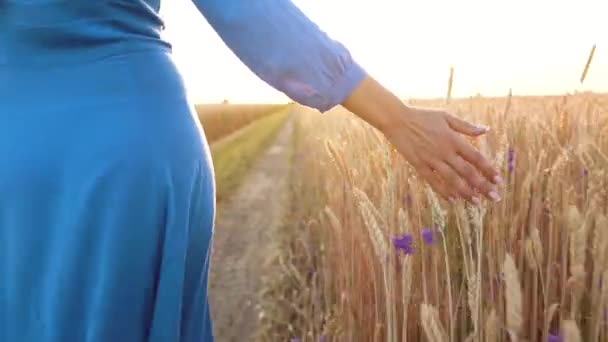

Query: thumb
<box><xmin>446</xmin><ymin>114</ymin><xmax>489</xmax><ymax>136</ymax></box>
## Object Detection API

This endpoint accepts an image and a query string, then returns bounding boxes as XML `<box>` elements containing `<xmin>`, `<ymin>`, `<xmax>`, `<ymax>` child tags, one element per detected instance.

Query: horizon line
<box><xmin>193</xmin><ymin>90</ymin><xmax>608</xmax><ymax>106</ymax></box>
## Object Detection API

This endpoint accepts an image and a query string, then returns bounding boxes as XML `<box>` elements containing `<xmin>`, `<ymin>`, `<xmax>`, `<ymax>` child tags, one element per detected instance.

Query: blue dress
<box><xmin>0</xmin><ymin>1</ymin><xmax>366</xmax><ymax>341</ymax></box>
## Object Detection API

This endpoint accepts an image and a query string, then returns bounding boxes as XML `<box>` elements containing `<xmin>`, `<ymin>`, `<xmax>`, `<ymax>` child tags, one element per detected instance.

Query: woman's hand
<box><xmin>341</xmin><ymin>76</ymin><xmax>502</xmax><ymax>205</ymax></box>
<box><xmin>383</xmin><ymin>106</ymin><xmax>502</xmax><ymax>204</ymax></box>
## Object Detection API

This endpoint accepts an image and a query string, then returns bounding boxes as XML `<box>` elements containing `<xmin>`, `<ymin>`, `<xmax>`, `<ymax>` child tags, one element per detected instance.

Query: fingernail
<box><xmin>488</xmin><ymin>190</ymin><xmax>501</xmax><ymax>202</ymax></box>
<box><xmin>476</xmin><ymin>125</ymin><xmax>490</xmax><ymax>132</ymax></box>
<box><xmin>493</xmin><ymin>175</ymin><xmax>504</xmax><ymax>185</ymax></box>
<box><xmin>472</xmin><ymin>196</ymin><xmax>481</xmax><ymax>206</ymax></box>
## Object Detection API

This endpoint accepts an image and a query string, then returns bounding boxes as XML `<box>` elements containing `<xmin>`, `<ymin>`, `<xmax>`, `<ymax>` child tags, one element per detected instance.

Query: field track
<box><xmin>208</xmin><ymin>112</ymin><xmax>293</xmax><ymax>341</ymax></box>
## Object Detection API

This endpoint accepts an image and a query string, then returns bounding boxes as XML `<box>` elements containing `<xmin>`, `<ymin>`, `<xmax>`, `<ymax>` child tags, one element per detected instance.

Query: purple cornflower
<box><xmin>548</xmin><ymin>333</ymin><xmax>563</xmax><ymax>342</ymax></box>
<box><xmin>290</xmin><ymin>338</ymin><xmax>301</xmax><ymax>342</ymax></box>
<box><xmin>392</xmin><ymin>233</ymin><xmax>414</xmax><ymax>255</ymax></box>
<box><xmin>318</xmin><ymin>336</ymin><xmax>327</xmax><ymax>342</ymax></box>
<box><xmin>421</xmin><ymin>228</ymin><xmax>436</xmax><ymax>245</ymax></box>
<box><xmin>583</xmin><ymin>168</ymin><xmax>589</xmax><ymax>177</ymax></box>
<box><xmin>507</xmin><ymin>147</ymin><xmax>515</xmax><ymax>173</ymax></box>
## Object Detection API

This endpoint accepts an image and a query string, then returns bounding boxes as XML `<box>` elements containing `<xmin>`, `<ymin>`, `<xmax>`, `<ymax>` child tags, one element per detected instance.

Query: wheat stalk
<box><xmin>590</xmin><ymin>215</ymin><xmax>608</xmax><ymax>340</ymax></box>
<box><xmin>398</xmin><ymin>208</ymin><xmax>413</xmax><ymax>342</ymax></box>
<box><xmin>353</xmin><ymin>187</ymin><xmax>395</xmax><ymax>342</ymax></box>
<box><xmin>447</xmin><ymin>66</ymin><xmax>454</xmax><ymax>104</ymax></box>
<box><xmin>421</xmin><ymin>304</ymin><xmax>449</xmax><ymax>342</ymax></box>
<box><xmin>485</xmin><ymin>309</ymin><xmax>499</xmax><ymax>342</ymax></box>
<box><xmin>580</xmin><ymin>44</ymin><xmax>596</xmax><ymax>84</ymax></box>
<box><xmin>530</xmin><ymin>227</ymin><xmax>544</xmax><ymax>267</ymax></box>
<box><xmin>503</xmin><ymin>253</ymin><xmax>523</xmax><ymax>341</ymax></box>
<box><xmin>566</xmin><ymin>205</ymin><xmax>587</xmax><ymax>316</ymax></box>
<box><xmin>353</xmin><ymin>187</ymin><xmax>388</xmax><ymax>263</ymax></box>
<box><xmin>467</xmin><ymin>272</ymin><xmax>480</xmax><ymax>337</ymax></box>
<box><xmin>425</xmin><ymin>186</ymin><xmax>454</xmax><ymax>341</ymax></box>
<box><xmin>561</xmin><ymin>319</ymin><xmax>582</xmax><ymax>342</ymax></box>
<box><xmin>543</xmin><ymin>303</ymin><xmax>560</xmax><ymax>342</ymax></box>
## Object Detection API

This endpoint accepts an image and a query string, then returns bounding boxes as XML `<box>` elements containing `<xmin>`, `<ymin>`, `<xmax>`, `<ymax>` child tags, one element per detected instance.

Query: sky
<box><xmin>160</xmin><ymin>0</ymin><xmax>607</xmax><ymax>104</ymax></box>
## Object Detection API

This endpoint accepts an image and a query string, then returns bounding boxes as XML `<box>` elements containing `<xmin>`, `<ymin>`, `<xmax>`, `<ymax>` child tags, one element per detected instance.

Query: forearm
<box><xmin>340</xmin><ymin>75</ymin><xmax>408</xmax><ymax>134</ymax></box>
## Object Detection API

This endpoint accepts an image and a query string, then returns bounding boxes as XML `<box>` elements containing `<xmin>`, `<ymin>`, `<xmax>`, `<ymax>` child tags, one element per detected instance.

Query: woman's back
<box><xmin>1</xmin><ymin>0</ymin><xmax>168</xmax><ymax>66</ymax></box>
<box><xmin>1</xmin><ymin>1</ymin><xmax>217</xmax><ymax>341</ymax></box>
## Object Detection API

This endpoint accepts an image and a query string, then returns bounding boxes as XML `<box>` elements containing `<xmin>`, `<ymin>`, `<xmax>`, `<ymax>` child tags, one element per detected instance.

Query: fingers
<box><xmin>448</xmin><ymin>155</ymin><xmax>501</xmax><ymax>202</ymax></box>
<box><xmin>444</xmin><ymin>112</ymin><xmax>503</xmax><ymax>185</ymax></box>
<box><xmin>445</xmin><ymin>113</ymin><xmax>489</xmax><ymax>137</ymax></box>
<box><xmin>419</xmin><ymin>166</ymin><xmax>455</xmax><ymax>203</ymax></box>
<box><xmin>430</xmin><ymin>161</ymin><xmax>479</xmax><ymax>204</ymax></box>
<box><xmin>424</xmin><ymin>139</ymin><xmax>502</xmax><ymax>204</ymax></box>
<box><xmin>454</xmin><ymin>135</ymin><xmax>504</xmax><ymax>186</ymax></box>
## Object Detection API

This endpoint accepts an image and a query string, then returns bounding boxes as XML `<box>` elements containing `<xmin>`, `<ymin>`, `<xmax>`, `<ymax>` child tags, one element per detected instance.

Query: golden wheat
<box><xmin>258</xmin><ymin>94</ymin><xmax>608</xmax><ymax>342</ymax></box>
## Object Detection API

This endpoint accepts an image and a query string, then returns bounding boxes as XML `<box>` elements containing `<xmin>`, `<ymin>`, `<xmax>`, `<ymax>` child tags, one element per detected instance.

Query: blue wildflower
<box><xmin>507</xmin><ymin>147</ymin><xmax>515</xmax><ymax>173</ymax></box>
<box><xmin>548</xmin><ymin>333</ymin><xmax>563</xmax><ymax>342</ymax></box>
<box><xmin>421</xmin><ymin>228</ymin><xmax>436</xmax><ymax>245</ymax></box>
<box><xmin>392</xmin><ymin>233</ymin><xmax>414</xmax><ymax>255</ymax></box>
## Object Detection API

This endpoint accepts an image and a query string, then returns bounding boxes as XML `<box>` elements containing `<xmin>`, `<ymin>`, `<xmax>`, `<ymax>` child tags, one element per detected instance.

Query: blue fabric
<box><xmin>193</xmin><ymin>0</ymin><xmax>367</xmax><ymax>111</ymax></box>
<box><xmin>0</xmin><ymin>1</ymin><xmax>365</xmax><ymax>341</ymax></box>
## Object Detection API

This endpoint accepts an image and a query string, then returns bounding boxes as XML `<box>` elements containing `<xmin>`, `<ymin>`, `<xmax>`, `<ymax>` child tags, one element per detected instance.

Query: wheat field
<box><xmin>196</xmin><ymin>103</ymin><xmax>285</xmax><ymax>143</ymax></box>
<box><xmin>256</xmin><ymin>93</ymin><xmax>608</xmax><ymax>342</ymax></box>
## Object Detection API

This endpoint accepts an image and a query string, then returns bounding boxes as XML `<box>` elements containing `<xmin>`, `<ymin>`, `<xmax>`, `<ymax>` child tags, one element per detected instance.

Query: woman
<box><xmin>0</xmin><ymin>0</ymin><xmax>502</xmax><ymax>341</ymax></box>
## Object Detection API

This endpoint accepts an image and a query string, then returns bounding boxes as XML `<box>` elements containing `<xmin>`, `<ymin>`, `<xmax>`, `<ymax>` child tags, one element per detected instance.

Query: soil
<box><xmin>208</xmin><ymin>116</ymin><xmax>293</xmax><ymax>341</ymax></box>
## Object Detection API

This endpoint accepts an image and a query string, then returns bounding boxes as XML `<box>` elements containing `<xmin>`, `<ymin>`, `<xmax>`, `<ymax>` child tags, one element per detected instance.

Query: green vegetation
<box><xmin>210</xmin><ymin>107</ymin><xmax>290</xmax><ymax>202</ymax></box>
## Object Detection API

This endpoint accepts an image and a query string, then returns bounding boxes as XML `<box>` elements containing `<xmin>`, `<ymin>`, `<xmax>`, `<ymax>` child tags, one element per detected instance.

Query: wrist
<box><xmin>341</xmin><ymin>76</ymin><xmax>410</xmax><ymax>134</ymax></box>
<box><xmin>377</xmin><ymin>102</ymin><xmax>412</xmax><ymax>136</ymax></box>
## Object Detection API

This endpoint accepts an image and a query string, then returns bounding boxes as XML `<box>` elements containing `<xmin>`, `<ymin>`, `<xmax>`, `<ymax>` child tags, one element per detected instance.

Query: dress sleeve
<box><xmin>190</xmin><ymin>0</ymin><xmax>367</xmax><ymax>112</ymax></box>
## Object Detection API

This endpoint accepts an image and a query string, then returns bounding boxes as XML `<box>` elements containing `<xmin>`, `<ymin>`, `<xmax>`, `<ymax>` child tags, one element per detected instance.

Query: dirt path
<box><xmin>208</xmin><ymin>114</ymin><xmax>293</xmax><ymax>342</ymax></box>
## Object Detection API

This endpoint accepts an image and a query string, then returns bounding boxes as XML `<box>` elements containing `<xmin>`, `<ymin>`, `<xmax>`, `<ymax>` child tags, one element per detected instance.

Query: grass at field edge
<box><xmin>210</xmin><ymin>106</ymin><xmax>290</xmax><ymax>202</ymax></box>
